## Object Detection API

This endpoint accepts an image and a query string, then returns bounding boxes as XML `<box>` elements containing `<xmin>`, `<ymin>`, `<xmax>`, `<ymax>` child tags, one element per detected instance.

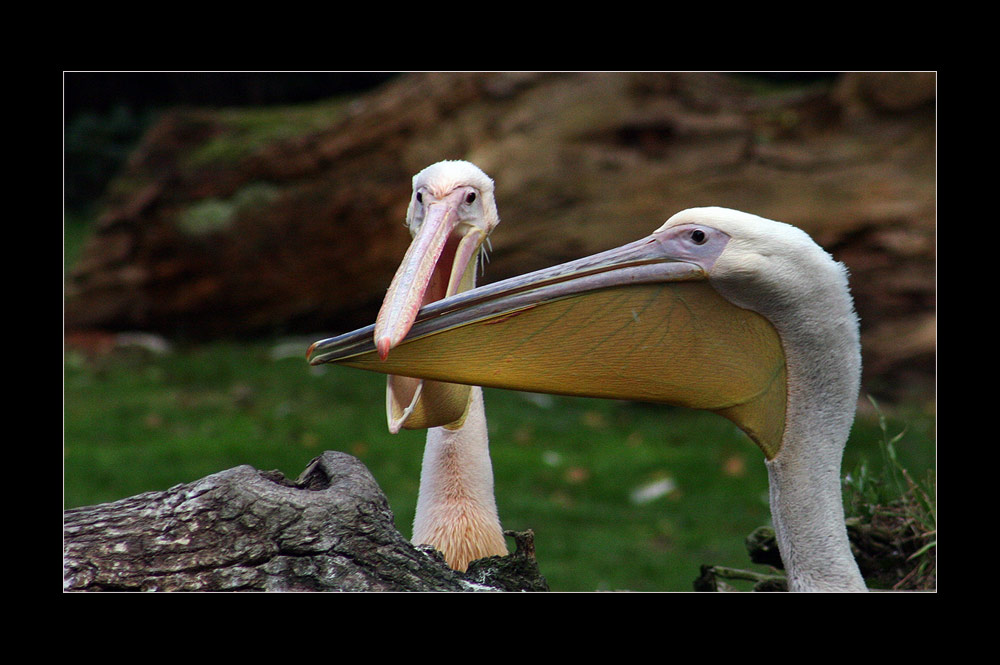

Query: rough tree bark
<box><xmin>63</xmin><ymin>451</ymin><xmax>548</xmax><ymax>592</ymax></box>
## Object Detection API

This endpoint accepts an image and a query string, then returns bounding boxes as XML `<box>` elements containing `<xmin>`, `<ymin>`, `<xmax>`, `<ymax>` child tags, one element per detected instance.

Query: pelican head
<box><xmin>376</xmin><ymin>160</ymin><xmax>499</xmax><ymax>359</ymax></box>
<box><xmin>309</xmin><ymin>206</ymin><xmax>866</xmax><ymax>590</ymax></box>
<box><xmin>312</xmin><ymin>207</ymin><xmax>810</xmax><ymax>456</ymax></box>
<box><xmin>375</xmin><ymin>160</ymin><xmax>500</xmax><ymax>433</ymax></box>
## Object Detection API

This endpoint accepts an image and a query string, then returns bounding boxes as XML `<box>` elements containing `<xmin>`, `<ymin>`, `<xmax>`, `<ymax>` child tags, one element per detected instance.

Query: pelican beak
<box><xmin>309</xmin><ymin>231</ymin><xmax>787</xmax><ymax>458</ymax></box>
<box><xmin>374</xmin><ymin>189</ymin><xmax>488</xmax><ymax>433</ymax></box>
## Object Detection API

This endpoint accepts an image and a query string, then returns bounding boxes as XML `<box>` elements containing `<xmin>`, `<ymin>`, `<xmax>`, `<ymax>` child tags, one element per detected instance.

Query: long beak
<box><xmin>309</xmin><ymin>234</ymin><xmax>788</xmax><ymax>458</ymax></box>
<box><xmin>375</xmin><ymin>192</ymin><xmax>484</xmax><ymax>358</ymax></box>
<box><xmin>374</xmin><ymin>190</ymin><xmax>487</xmax><ymax>433</ymax></box>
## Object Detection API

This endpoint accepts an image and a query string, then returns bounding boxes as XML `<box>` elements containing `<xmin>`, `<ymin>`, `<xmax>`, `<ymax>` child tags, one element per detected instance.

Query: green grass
<box><xmin>841</xmin><ymin>397</ymin><xmax>936</xmax><ymax>589</ymax></box>
<box><xmin>63</xmin><ymin>340</ymin><xmax>935</xmax><ymax>591</ymax></box>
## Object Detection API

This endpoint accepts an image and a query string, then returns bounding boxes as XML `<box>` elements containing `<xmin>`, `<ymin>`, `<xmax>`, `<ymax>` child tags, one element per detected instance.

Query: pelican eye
<box><xmin>465</xmin><ymin>191</ymin><xmax>477</xmax><ymax>205</ymax></box>
<box><xmin>416</xmin><ymin>192</ymin><xmax>423</xmax><ymax>203</ymax></box>
<box><xmin>690</xmin><ymin>229</ymin><xmax>707</xmax><ymax>245</ymax></box>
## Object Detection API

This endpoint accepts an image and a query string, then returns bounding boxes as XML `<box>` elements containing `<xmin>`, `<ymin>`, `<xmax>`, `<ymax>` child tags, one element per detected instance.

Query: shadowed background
<box><xmin>64</xmin><ymin>72</ymin><xmax>935</xmax><ymax>591</ymax></box>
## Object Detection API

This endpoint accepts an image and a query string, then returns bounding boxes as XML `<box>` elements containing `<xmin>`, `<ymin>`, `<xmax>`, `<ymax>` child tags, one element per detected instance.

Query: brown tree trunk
<box><xmin>64</xmin><ymin>72</ymin><xmax>936</xmax><ymax>399</ymax></box>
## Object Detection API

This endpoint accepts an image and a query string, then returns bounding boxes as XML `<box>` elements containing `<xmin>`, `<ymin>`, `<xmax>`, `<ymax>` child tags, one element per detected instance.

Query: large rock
<box><xmin>65</xmin><ymin>72</ymin><xmax>935</xmax><ymax>396</ymax></box>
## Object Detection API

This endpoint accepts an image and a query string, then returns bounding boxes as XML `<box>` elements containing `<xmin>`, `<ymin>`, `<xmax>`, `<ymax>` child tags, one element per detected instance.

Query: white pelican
<box><xmin>374</xmin><ymin>160</ymin><xmax>506</xmax><ymax>572</ymax></box>
<box><xmin>309</xmin><ymin>206</ymin><xmax>867</xmax><ymax>591</ymax></box>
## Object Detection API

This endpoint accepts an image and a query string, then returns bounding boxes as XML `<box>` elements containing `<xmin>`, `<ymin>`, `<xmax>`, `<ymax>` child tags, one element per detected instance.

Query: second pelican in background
<box><xmin>375</xmin><ymin>160</ymin><xmax>506</xmax><ymax>571</ymax></box>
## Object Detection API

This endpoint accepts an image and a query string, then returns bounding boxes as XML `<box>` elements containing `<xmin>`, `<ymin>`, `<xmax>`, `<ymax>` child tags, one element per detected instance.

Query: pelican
<box><xmin>309</xmin><ymin>206</ymin><xmax>867</xmax><ymax>591</ymax></box>
<box><xmin>374</xmin><ymin>160</ymin><xmax>506</xmax><ymax>572</ymax></box>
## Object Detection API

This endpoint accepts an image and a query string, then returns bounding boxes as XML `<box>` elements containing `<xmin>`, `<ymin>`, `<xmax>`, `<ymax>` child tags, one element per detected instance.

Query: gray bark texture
<box><xmin>63</xmin><ymin>451</ymin><xmax>548</xmax><ymax>592</ymax></box>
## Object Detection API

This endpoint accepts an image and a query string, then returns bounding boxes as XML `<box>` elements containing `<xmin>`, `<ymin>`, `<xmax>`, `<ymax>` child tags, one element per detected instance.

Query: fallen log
<box><xmin>63</xmin><ymin>450</ymin><xmax>547</xmax><ymax>592</ymax></box>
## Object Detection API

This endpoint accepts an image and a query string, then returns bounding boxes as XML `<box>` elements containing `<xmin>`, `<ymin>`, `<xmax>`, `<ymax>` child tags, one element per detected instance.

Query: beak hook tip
<box><xmin>376</xmin><ymin>336</ymin><xmax>393</xmax><ymax>361</ymax></box>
